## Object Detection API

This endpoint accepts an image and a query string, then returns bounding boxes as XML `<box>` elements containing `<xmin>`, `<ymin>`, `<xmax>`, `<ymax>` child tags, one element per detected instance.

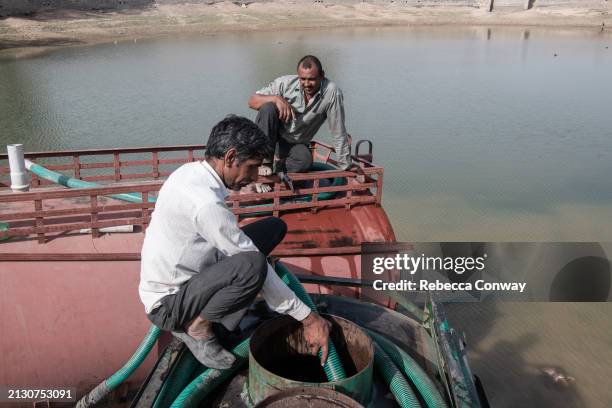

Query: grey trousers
<box><xmin>147</xmin><ymin>217</ymin><xmax>287</xmax><ymax>332</ymax></box>
<box><xmin>255</xmin><ymin>102</ymin><xmax>313</xmax><ymax>173</ymax></box>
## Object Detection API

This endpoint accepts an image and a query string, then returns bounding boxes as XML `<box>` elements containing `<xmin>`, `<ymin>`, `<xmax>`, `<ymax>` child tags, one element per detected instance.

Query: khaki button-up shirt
<box><xmin>256</xmin><ymin>75</ymin><xmax>351</xmax><ymax>170</ymax></box>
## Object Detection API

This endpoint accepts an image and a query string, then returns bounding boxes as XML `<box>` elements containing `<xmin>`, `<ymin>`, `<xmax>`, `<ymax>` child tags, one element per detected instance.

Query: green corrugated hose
<box><xmin>274</xmin><ymin>261</ymin><xmax>348</xmax><ymax>381</ymax></box>
<box><xmin>292</xmin><ymin>162</ymin><xmax>347</xmax><ymax>202</ymax></box>
<box><xmin>0</xmin><ymin>222</ymin><xmax>9</xmax><ymax>241</ymax></box>
<box><xmin>167</xmin><ymin>331</ymin><xmax>431</xmax><ymax>408</ymax></box>
<box><xmin>170</xmin><ymin>338</ymin><xmax>251</xmax><ymax>408</ymax></box>
<box><xmin>152</xmin><ymin>352</ymin><xmax>200</xmax><ymax>408</ymax></box>
<box><xmin>372</xmin><ymin>342</ymin><xmax>423</xmax><ymax>408</ymax></box>
<box><xmin>25</xmin><ymin>160</ymin><xmax>155</xmax><ymax>204</ymax></box>
<box><xmin>385</xmin><ymin>291</ymin><xmax>426</xmax><ymax>322</ymax></box>
<box><xmin>75</xmin><ymin>325</ymin><xmax>160</xmax><ymax>408</ymax></box>
<box><xmin>368</xmin><ymin>329</ymin><xmax>448</xmax><ymax>408</ymax></box>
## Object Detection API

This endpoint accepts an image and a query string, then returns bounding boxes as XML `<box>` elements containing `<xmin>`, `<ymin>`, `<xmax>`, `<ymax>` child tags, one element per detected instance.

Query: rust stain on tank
<box><xmin>329</xmin><ymin>237</ymin><xmax>355</xmax><ymax>248</ymax></box>
<box><xmin>282</xmin><ymin>240</ymin><xmax>318</xmax><ymax>249</ymax></box>
<box><xmin>287</xmin><ymin>229</ymin><xmax>342</xmax><ymax>235</ymax></box>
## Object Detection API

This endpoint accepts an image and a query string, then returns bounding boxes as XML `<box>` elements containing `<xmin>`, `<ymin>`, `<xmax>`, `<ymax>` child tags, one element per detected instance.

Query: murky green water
<box><xmin>1</xmin><ymin>26</ymin><xmax>611</xmax><ymax>406</ymax></box>
<box><xmin>1</xmin><ymin>26</ymin><xmax>611</xmax><ymax>241</ymax></box>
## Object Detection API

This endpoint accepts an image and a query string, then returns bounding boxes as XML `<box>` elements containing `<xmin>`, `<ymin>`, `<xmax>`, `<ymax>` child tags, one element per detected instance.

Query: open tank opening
<box><xmin>248</xmin><ymin>314</ymin><xmax>374</xmax><ymax>405</ymax></box>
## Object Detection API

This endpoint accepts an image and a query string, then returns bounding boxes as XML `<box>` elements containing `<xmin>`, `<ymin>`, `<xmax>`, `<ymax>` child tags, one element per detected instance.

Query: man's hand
<box><xmin>274</xmin><ymin>96</ymin><xmax>296</xmax><ymax>123</ymax></box>
<box><xmin>248</xmin><ymin>93</ymin><xmax>295</xmax><ymax>123</ymax></box>
<box><xmin>301</xmin><ymin>312</ymin><xmax>332</xmax><ymax>366</ymax></box>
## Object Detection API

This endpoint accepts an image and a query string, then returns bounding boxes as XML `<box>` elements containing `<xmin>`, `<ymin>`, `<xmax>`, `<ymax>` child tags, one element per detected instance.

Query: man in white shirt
<box><xmin>139</xmin><ymin>115</ymin><xmax>331</xmax><ymax>369</ymax></box>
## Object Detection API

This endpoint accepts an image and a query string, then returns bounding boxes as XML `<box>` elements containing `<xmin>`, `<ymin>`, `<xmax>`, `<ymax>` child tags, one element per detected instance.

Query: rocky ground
<box><xmin>0</xmin><ymin>1</ymin><xmax>609</xmax><ymax>57</ymax></box>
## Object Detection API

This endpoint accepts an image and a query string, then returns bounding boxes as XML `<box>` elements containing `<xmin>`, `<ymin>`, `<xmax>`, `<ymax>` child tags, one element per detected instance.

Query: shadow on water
<box><xmin>445</xmin><ymin>302</ymin><xmax>588</xmax><ymax>408</ymax></box>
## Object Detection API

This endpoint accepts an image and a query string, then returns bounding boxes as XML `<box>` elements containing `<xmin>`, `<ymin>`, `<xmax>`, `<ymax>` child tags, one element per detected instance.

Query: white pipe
<box><xmin>7</xmin><ymin>144</ymin><xmax>29</xmax><ymax>192</ymax></box>
<box><xmin>79</xmin><ymin>225</ymin><xmax>135</xmax><ymax>234</ymax></box>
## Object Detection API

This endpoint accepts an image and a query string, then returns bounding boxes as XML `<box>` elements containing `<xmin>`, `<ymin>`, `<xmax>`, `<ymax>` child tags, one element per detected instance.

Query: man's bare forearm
<box><xmin>249</xmin><ymin>94</ymin><xmax>295</xmax><ymax>122</ymax></box>
<box><xmin>248</xmin><ymin>93</ymin><xmax>279</xmax><ymax>110</ymax></box>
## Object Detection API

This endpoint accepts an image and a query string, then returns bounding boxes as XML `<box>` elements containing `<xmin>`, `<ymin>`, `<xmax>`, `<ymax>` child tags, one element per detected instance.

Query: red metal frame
<box><xmin>0</xmin><ymin>142</ymin><xmax>384</xmax><ymax>245</ymax></box>
<box><xmin>0</xmin><ymin>145</ymin><xmax>206</xmax><ymax>188</ymax></box>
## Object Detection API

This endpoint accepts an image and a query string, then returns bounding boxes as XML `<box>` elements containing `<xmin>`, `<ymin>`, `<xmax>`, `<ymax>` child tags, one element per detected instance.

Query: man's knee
<box><xmin>269</xmin><ymin>217</ymin><xmax>287</xmax><ymax>240</ymax></box>
<box><xmin>259</xmin><ymin>102</ymin><xmax>278</xmax><ymax>116</ymax></box>
<box><xmin>266</xmin><ymin>216</ymin><xmax>287</xmax><ymax>253</ymax></box>
<box><xmin>238</xmin><ymin>251</ymin><xmax>268</xmax><ymax>289</ymax></box>
<box><xmin>286</xmin><ymin>144</ymin><xmax>313</xmax><ymax>173</ymax></box>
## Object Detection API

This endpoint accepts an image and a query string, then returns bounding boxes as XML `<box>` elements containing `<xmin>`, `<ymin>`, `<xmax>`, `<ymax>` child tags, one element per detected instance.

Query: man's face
<box><xmin>297</xmin><ymin>66</ymin><xmax>322</xmax><ymax>98</ymax></box>
<box><xmin>224</xmin><ymin>155</ymin><xmax>262</xmax><ymax>191</ymax></box>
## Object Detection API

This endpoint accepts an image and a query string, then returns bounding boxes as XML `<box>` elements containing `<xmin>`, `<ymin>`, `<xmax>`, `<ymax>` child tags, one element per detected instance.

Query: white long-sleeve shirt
<box><xmin>139</xmin><ymin>160</ymin><xmax>311</xmax><ymax>322</ymax></box>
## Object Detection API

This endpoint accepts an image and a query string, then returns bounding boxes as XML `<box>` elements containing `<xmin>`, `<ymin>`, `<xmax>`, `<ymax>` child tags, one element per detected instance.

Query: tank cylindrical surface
<box><xmin>248</xmin><ymin>314</ymin><xmax>374</xmax><ymax>406</ymax></box>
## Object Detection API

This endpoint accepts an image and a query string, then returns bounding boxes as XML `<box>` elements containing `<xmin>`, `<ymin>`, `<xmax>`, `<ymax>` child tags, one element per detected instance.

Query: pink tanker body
<box><xmin>0</xmin><ymin>141</ymin><xmax>399</xmax><ymax>404</ymax></box>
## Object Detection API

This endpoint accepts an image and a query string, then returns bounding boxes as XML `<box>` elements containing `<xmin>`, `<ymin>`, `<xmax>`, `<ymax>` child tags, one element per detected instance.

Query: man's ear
<box><xmin>224</xmin><ymin>148</ymin><xmax>238</xmax><ymax>167</ymax></box>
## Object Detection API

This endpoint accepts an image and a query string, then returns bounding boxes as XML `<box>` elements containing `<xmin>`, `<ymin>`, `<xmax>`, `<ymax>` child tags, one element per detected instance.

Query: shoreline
<box><xmin>0</xmin><ymin>2</ymin><xmax>610</xmax><ymax>58</ymax></box>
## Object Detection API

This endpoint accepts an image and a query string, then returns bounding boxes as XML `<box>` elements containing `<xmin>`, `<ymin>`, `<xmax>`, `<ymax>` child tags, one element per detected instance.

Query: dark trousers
<box><xmin>255</xmin><ymin>102</ymin><xmax>313</xmax><ymax>173</ymax></box>
<box><xmin>148</xmin><ymin>217</ymin><xmax>287</xmax><ymax>332</ymax></box>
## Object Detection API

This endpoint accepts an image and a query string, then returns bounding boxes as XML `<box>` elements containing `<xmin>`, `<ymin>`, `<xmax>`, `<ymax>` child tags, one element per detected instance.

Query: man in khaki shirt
<box><xmin>248</xmin><ymin>55</ymin><xmax>354</xmax><ymax>178</ymax></box>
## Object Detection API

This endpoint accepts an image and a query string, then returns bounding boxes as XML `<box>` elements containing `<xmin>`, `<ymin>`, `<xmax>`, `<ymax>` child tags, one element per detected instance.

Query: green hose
<box><xmin>0</xmin><ymin>222</ymin><xmax>9</xmax><ymax>241</ymax></box>
<box><xmin>368</xmin><ymin>330</ymin><xmax>448</xmax><ymax>408</ymax></box>
<box><xmin>76</xmin><ymin>325</ymin><xmax>160</xmax><ymax>408</ymax></box>
<box><xmin>292</xmin><ymin>162</ymin><xmax>347</xmax><ymax>202</ymax></box>
<box><xmin>373</xmin><ymin>342</ymin><xmax>422</xmax><ymax>408</ymax></box>
<box><xmin>385</xmin><ymin>291</ymin><xmax>426</xmax><ymax>322</ymax></box>
<box><xmin>275</xmin><ymin>261</ymin><xmax>347</xmax><ymax>381</ymax></box>
<box><xmin>152</xmin><ymin>352</ymin><xmax>200</xmax><ymax>408</ymax></box>
<box><xmin>170</xmin><ymin>338</ymin><xmax>250</xmax><ymax>408</ymax></box>
<box><xmin>107</xmin><ymin>325</ymin><xmax>161</xmax><ymax>388</ymax></box>
<box><xmin>25</xmin><ymin>161</ymin><xmax>155</xmax><ymax>204</ymax></box>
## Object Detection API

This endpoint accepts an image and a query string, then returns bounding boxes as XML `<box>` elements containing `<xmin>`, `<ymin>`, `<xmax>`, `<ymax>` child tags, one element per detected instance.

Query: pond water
<box><xmin>2</xmin><ymin>26</ymin><xmax>611</xmax><ymax>241</ymax></box>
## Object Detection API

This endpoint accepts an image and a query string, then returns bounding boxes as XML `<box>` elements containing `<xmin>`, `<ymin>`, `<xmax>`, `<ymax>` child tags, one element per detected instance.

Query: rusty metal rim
<box><xmin>253</xmin><ymin>386</ymin><xmax>364</xmax><ymax>408</ymax></box>
<box><xmin>248</xmin><ymin>314</ymin><xmax>374</xmax><ymax>386</ymax></box>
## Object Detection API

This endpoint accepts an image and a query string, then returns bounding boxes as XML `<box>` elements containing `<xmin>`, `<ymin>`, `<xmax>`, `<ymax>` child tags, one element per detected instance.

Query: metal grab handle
<box><xmin>355</xmin><ymin>139</ymin><xmax>373</xmax><ymax>163</ymax></box>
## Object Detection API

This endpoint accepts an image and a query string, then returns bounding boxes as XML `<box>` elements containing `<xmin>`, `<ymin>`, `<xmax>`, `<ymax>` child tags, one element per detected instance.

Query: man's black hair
<box><xmin>205</xmin><ymin>115</ymin><xmax>273</xmax><ymax>162</ymax></box>
<box><xmin>297</xmin><ymin>55</ymin><xmax>325</xmax><ymax>78</ymax></box>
